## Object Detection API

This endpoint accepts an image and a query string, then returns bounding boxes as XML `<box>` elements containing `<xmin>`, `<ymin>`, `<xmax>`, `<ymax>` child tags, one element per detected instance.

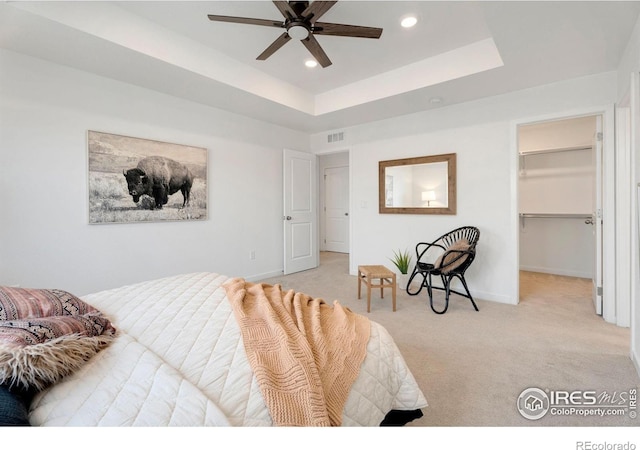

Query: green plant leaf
<box><xmin>389</xmin><ymin>248</ymin><xmax>412</xmax><ymax>274</ymax></box>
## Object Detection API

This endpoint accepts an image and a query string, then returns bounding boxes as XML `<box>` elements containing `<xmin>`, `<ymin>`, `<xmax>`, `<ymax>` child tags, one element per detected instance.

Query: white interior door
<box><xmin>592</xmin><ymin>115</ymin><xmax>603</xmax><ymax>315</ymax></box>
<box><xmin>283</xmin><ymin>149</ymin><xmax>318</xmax><ymax>274</ymax></box>
<box><xmin>324</xmin><ymin>166</ymin><xmax>349</xmax><ymax>253</ymax></box>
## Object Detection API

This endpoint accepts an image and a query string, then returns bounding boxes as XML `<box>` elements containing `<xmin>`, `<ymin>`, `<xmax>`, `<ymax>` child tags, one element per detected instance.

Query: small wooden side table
<box><xmin>357</xmin><ymin>265</ymin><xmax>397</xmax><ymax>312</ymax></box>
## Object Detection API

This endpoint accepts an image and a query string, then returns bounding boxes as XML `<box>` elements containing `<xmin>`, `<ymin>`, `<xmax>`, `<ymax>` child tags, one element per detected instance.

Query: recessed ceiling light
<box><xmin>305</xmin><ymin>60</ymin><xmax>318</xmax><ymax>68</ymax></box>
<box><xmin>401</xmin><ymin>16</ymin><xmax>418</xmax><ymax>28</ymax></box>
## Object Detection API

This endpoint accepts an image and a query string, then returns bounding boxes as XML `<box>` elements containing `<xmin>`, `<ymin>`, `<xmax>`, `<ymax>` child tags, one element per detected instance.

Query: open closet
<box><xmin>518</xmin><ymin>115</ymin><xmax>602</xmax><ymax>313</ymax></box>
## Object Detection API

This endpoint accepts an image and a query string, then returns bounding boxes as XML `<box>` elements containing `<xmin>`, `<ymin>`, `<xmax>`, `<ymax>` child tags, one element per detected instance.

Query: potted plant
<box><xmin>389</xmin><ymin>249</ymin><xmax>412</xmax><ymax>290</ymax></box>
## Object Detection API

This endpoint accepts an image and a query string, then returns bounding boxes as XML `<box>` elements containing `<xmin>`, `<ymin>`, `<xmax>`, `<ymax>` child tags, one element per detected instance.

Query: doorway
<box><xmin>323</xmin><ymin>166</ymin><xmax>349</xmax><ymax>253</ymax></box>
<box><xmin>517</xmin><ymin>115</ymin><xmax>602</xmax><ymax>314</ymax></box>
<box><xmin>319</xmin><ymin>151</ymin><xmax>350</xmax><ymax>261</ymax></box>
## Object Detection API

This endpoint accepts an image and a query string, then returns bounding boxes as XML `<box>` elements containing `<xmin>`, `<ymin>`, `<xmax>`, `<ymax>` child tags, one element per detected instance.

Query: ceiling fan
<box><xmin>207</xmin><ymin>1</ymin><xmax>383</xmax><ymax>68</ymax></box>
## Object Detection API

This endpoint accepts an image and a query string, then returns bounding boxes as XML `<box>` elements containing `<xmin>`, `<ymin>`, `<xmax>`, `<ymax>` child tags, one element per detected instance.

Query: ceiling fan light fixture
<box><xmin>287</xmin><ymin>24</ymin><xmax>310</xmax><ymax>40</ymax></box>
<box><xmin>305</xmin><ymin>59</ymin><xmax>318</xmax><ymax>68</ymax></box>
<box><xmin>401</xmin><ymin>16</ymin><xmax>418</xmax><ymax>28</ymax></box>
<box><xmin>208</xmin><ymin>2</ymin><xmax>383</xmax><ymax>68</ymax></box>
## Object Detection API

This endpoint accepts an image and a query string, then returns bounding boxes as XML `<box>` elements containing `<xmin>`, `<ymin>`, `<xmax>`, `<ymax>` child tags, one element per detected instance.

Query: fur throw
<box><xmin>0</xmin><ymin>334</ymin><xmax>114</xmax><ymax>391</ymax></box>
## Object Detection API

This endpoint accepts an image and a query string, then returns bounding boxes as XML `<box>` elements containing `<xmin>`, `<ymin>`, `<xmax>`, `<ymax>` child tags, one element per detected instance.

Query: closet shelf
<box><xmin>519</xmin><ymin>145</ymin><xmax>592</xmax><ymax>156</ymax></box>
<box><xmin>518</xmin><ymin>145</ymin><xmax>593</xmax><ymax>175</ymax></box>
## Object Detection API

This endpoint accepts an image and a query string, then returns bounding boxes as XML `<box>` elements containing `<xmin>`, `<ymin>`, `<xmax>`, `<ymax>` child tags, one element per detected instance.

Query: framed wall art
<box><xmin>88</xmin><ymin>130</ymin><xmax>208</xmax><ymax>224</ymax></box>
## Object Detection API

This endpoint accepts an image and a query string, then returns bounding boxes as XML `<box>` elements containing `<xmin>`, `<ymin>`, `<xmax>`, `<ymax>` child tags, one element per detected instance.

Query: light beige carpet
<box><xmin>260</xmin><ymin>252</ymin><xmax>639</xmax><ymax>427</ymax></box>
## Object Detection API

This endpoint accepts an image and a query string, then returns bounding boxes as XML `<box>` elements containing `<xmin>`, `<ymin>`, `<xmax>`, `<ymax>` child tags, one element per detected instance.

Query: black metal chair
<box><xmin>407</xmin><ymin>226</ymin><xmax>480</xmax><ymax>314</ymax></box>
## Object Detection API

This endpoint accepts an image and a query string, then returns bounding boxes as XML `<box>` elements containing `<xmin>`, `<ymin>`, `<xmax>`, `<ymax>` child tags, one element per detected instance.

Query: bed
<box><xmin>1</xmin><ymin>272</ymin><xmax>428</xmax><ymax>426</ymax></box>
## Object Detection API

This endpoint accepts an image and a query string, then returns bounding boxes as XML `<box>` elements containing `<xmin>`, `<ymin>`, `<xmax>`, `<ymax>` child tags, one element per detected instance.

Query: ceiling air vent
<box><xmin>327</xmin><ymin>131</ymin><xmax>344</xmax><ymax>144</ymax></box>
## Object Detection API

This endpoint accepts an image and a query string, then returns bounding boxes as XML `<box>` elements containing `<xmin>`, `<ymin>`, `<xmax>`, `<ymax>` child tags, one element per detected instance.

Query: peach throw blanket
<box><xmin>223</xmin><ymin>278</ymin><xmax>370</xmax><ymax>426</ymax></box>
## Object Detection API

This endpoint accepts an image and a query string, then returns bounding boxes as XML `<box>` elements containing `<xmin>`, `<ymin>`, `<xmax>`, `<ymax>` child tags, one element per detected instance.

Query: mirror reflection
<box><xmin>379</xmin><ymin>153</ymin><xmax>456</xmax><ymax>215</ymax></box>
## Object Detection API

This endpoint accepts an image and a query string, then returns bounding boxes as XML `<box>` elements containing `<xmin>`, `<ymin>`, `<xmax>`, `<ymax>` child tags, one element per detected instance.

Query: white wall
<box><xmin>312</xmin><ymin>72</ymin><xmax>618</xmax><ymax>305</ymax></box>
<box><xmin>519</xmin><ymin>150</ymin><xmax>594</xmax><ymax>215</ymax></box>
<box><xmin>0</xmin><ymin>49</ymin><xmax>309</xmax><ymax>295</ymax></box>
<box><xmin>349</xmin><ymin>122</ymin><xmax>512</xmax><ymax>302</ymax></box>
<box><xmin>519</xmin><ymin>217</ymin><xmax>593</xmax><ymax>278</ymax></box>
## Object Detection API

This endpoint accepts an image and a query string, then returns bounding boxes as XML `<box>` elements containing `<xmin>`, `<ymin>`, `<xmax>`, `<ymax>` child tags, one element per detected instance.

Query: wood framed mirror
<box><xmin>379</xmin><ymin>153</ymin><xmax>457</xmax><ymax>214</ymax></box>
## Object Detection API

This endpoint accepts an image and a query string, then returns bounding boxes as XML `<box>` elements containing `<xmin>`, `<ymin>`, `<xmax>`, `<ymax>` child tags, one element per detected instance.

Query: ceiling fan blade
<box><xmin>257</xmin><ymin>32</ymin><xmax>292</xmax><ymax>61</ymax></box>
<box><xmin>313</xmin><ymin>22</ymin><xmax>383</xmax><ymax>39</ymax></box>
<box><xmin>302</xmin><ymin>1</ymin><xmax>337</xmax><ymax>23</ymax></box>
<box><xmin>272</xmin><ymin>1</ymin><xmax>296</xmax><ymax>19</ymax></box>
<box><xmin>207</xmin><ymin>15</ymin><xmax>284</xmax><ymax>29</ymax></box>
<box><xmin>301</xmin><ymin>33</ymin><xmax>332</xmax><ymax>68</ymax></box>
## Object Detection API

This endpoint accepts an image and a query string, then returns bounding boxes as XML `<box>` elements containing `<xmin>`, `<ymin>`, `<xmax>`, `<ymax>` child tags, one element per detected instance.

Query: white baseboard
<box><xmin>405</xmin><ymin>278</ymin><xmax>516</xmax><ymax>305</ymax></box>
<box><xmin>519</xmin><ymin>265</ymin><xmax>591</xmax><ymax>279</ymax></box>
<box><xmin>470</xmin><ymin>289</ymin><xmax>516</xmax><ymax>305</ymax></box>
<box><xmin>244</xmin><ymin>270</ymin><xmax>283</xmax><ymax>282</ymax></box>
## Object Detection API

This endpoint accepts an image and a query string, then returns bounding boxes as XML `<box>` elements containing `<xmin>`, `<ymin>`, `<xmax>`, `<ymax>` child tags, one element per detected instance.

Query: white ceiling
<box><xmin>1</xmin><ymin>1</ymin><xmax>640</xmax><ymax>133</ymax></box>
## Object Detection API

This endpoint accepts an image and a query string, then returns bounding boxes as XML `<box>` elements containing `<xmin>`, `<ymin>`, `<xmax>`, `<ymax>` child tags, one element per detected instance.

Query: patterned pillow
<box><xmin>0</xmin><ymin>286</ymin><xmax>116</xmax><ymax>391</ymax></box>
<box><xmin>435</xmin><ymin>239</ymin><xmax>471</xmax><ymax>273</ymax></box>
<box><xmin>0</xmin><ymin>314</ymin><xmax>114</xmax><ymax>346</ymax></box>
<box><xmin>0</xmin><ymin>286</ymin><xmax>98</xmax><ymax>320</ymax></box>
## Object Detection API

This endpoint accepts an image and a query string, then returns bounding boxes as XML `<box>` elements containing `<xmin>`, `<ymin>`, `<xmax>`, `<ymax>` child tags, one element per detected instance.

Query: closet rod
<box><xmin>519</xmin><ymin>145</ymin><xmax>592</xmax><ymax>156</ymax></box>
<box><xmin>519</xmin><ymin>213</ymin><xmax>593</xmax><ymax>229</ymax></box>
<box><xmin>519</xmin><ymin>213</ymin><xmax>592</xmax><ymax>219</ymax></box>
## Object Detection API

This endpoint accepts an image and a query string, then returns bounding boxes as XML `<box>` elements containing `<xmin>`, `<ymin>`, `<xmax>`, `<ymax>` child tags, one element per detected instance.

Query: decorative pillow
<box><xmin>0</xmin><ymin>286</ymin><xmax>97</xmax><ymax>320</ymax></box>
<box><xmin>0</xmin><ymin>286</ymin><xmax>116</xmax><ymax>392</ymax></box>
<box><xmin>0</xmin><ymin>314</ymin><xmax>113</xmax><ymax>346</ymax></box>
<box><xmin>435</xmin><ymin>239</ymin><xmax>471</xmax><ymax>273</ymax></box>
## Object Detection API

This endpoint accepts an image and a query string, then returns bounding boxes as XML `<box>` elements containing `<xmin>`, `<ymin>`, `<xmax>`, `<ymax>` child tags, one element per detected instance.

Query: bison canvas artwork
<box><xmin>88</xmin><ymin>131</ymin><xmax>207</xmax><ymax>224</ymax></box>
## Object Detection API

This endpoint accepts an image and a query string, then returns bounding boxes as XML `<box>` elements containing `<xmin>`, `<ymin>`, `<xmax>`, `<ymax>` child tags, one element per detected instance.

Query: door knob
<box><xmin>345</xmin><ymin>212</ymin><xmax>349</xmax><ymax>216</ymax></box>
<box><xmin>285</xmin><ymin>216</ymin><xmax>292</xmax><ymax>220</ymax></box>
<box><xmin>585</xmin><ymin>219</ymin><xmax>593</xmax><ymax>225</ymax></box>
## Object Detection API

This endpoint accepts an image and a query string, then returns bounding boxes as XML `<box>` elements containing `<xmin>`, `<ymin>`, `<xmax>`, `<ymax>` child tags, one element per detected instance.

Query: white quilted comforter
<box><xmin>28</xmin><ymin>272</ymin><xmax>427</xmax><ymax>426</ymax></box>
